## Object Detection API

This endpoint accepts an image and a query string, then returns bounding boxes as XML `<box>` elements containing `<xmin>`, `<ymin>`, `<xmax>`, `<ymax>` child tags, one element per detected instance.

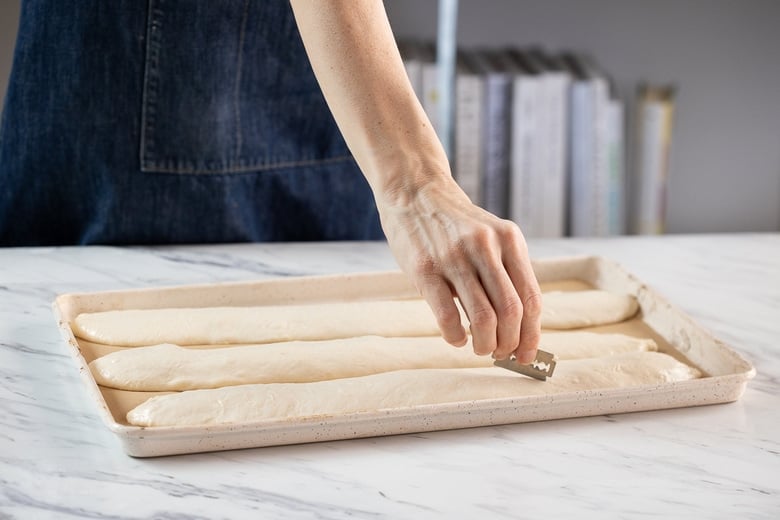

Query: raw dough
<box><xmin>89</xmin><ymin>332</ymin><xmax>658</xmax><ymax>391</ymax></box>
<box><xmin>72</xmin><ymin>300</ymin><xmax>452</xmax><ymax>347</ymax></box>
<box><xmin>542</xmin><ymin>290</ymin><xmax>639</xmax><ymax>329</ymax></box>
<box><xmin>73</xmin><ymin>291</ymin><xmax>639</xmax><ymax>347</ymax></box>
<box><xmin>126</xmin><ymin>352</ymin><xmax>700</xmax><ymax>427</ymax></box>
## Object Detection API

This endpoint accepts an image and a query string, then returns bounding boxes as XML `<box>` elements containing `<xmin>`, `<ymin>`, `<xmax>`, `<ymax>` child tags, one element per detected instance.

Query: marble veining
<box><xmin>1</xmin><ymin>234</ymin><xmax>778</xmax><ymax>518</ymax></box>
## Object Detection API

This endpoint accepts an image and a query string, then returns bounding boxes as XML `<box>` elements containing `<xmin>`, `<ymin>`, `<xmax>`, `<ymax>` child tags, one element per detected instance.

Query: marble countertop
<box><xmin>1</xmin><ymin>234</ymin><xmax>778</xmax><ymax>518</ymax></box>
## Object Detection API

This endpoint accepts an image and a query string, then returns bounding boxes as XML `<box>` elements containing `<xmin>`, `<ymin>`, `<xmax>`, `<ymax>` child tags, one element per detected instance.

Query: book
<box><xmin>505</xmin><ymin>49</ymin><xmax>543</xmax><ymax>237</ymax></box>
<box><xmin>634</xmin><ymin>84</ymin><xmax>676</xmax><ymax>234</ymax></box>
<box><xmin>606</xmin><ymin>97</ymin><xmax>625</xmax><ymax>235</ymax></box>
<box><xmin>470</xmin><ymin>50</ymin><xmax>514</xmax><ymax>218</ymax></box>
<box><xmin>524</xmin><ymin>49</ymin><xmax>571</xmax><ymax>238</ymax></box>
<box><xmin>561</xmin><ymin>53</ymin><xmax>611</xmax><ymax>237</ymax></box>
<box><xmin>454</xmin><ymin>51</ymin><xmax>484</xmax><ymax>205</ymax></box>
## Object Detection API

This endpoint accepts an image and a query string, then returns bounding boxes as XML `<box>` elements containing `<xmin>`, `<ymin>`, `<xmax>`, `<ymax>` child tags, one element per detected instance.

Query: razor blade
<box><xmin>493</xmin><ymin>349</ymin><xmax>557</xmax><ymax>381</ymax></box>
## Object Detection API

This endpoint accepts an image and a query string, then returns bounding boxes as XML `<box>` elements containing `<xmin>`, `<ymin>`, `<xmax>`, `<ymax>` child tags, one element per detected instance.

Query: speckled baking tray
<box><xmin>52</xmin><ymin>256</ymin><xmax>755</xmax><ymax>457</ymax></box>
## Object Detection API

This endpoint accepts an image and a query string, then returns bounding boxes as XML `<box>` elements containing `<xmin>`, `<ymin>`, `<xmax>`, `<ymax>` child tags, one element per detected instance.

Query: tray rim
<box><xmin>52</xmin><ymin>254</ymin><xmax>756</xmax><ymax>456</ymax></box>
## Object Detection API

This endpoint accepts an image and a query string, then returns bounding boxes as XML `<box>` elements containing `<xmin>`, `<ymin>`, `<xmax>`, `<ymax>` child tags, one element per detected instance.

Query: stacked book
<box><xmin>399</xmin><ymin>43</ymin><xmax>672</xmax><ymax>237</ymax></box>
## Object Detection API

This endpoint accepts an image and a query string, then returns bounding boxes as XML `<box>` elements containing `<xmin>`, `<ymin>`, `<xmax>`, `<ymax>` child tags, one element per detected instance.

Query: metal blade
<box><xmin>493</xmin><ymin>349</ymin><xmax>557</xmax><ymax>381</ymax></box>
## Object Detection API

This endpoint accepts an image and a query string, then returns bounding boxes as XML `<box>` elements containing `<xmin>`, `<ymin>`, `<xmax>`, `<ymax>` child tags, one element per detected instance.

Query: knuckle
<box><xmin>498</xmin><ymin>295</ymin><xmax>523</xmax><ymax>321</ymax></box>
<box><xmin>497</xmin><ymin>220</ymin><xmax>521</xmax><ymax>243</ymax></box>
<box><xmin>470</xmin><ymin>226</ymin><xmax>494</xmax><ymax>249</ymax></box>
<box><xmin>435</xmin><ymin>305</ymin><xmax>461</xmax><ymax>329</ymax></box>
<box><xmin>469</xmin><ymin>306</ymin><xmax>497</xmax><ymax>329</ymax></box>
<box><xmin>522</xmin><ymin>292</ymin><xmax>543</xmax><ymax>319</ymax></box>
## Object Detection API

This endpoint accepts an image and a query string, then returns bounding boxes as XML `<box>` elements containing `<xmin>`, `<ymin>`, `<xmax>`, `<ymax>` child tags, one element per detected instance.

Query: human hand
<box><xmin>378</xmin><ymin>176</ymin><xmax>542</xmax><ymax>363</ymax></box>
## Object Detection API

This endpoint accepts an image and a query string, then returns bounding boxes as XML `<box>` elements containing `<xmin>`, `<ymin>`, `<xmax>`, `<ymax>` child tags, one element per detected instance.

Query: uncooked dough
<box><xmin>74</xmin><ymin>291</ymin><xmax>639</xmax><ymax>347</ymax></box>
<box><xmin>89</xmin><ymin>332</ymin><xmax>657</xmax><ymax>391</ymax></box>
<box><xmin>539</xmin><ymin>332</ymin><xmax>656</xmax><ymax>359</ymax></box>
<box><xmin>541</xmin><ymin>290</ymin><xmax>638</xmax><ymax>329</ymax></box>
<box><xmin>72</xmin><ymin>300</ymin><xmax>453</xmax><ymax>347</ymax></box>
<box><xmin>126</xmin><ymin>352</ymin><xmax>700</xmax><ymax>427</ymax></box>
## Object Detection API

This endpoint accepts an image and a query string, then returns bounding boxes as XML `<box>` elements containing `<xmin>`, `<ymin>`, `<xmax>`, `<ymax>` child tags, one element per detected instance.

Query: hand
<box><xmin>378</xmin><ymin>176</ymin><xmax>542</xmax><ymax>363</ymax></box>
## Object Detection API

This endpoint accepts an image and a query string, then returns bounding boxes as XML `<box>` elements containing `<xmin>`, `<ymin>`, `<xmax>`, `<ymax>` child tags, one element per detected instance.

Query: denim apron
<box><xmin>0</xmin><ymin>0</ymin><xmax>384</xmax><ymax>245</ymax></box>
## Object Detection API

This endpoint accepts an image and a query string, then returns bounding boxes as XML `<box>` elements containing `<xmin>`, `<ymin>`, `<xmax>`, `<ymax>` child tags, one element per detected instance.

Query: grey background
<box><xmin>1</xmin><ymin>0</ymin><xmax>778</xmax><ymax>233</ymax></box>
<box><xmin>385</xmin><ymin>0</ymin><xmax>780</xmax><ymax>233</ymax></box>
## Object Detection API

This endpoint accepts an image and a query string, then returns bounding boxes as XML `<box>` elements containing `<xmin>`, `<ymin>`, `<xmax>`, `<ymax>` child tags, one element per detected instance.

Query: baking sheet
<box><xmin>52</xmin><ymin>256</ymin><xmax>755</xmax><ymax>457</ymax></box>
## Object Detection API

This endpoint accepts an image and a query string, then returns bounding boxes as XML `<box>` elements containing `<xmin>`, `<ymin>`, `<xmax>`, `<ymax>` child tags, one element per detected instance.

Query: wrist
<box><xmin>365</xmin><ymin>140</ymin><xmax>457</xmax><ymax>209</ymax></box>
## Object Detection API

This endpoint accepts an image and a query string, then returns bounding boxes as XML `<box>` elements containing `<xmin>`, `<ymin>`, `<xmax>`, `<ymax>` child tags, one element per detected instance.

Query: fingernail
<box><xmin>516</xmin><ymin>350</ymin><xmax>537</xmax><ymax>365</ymax></box>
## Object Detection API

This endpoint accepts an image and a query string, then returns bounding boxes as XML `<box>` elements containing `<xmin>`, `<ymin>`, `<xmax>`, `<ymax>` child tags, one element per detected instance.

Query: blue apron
<box><xmin>0</xmin><ymin>0</ymin><xmax>384</xmax><ymax>245</ymax></box>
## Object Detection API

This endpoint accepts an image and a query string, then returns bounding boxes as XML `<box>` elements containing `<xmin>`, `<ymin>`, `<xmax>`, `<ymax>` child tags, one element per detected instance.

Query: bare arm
<box><xmin>290</xmin><ymin>0</ymin><xmax>541</xmax><ymax>362</ymax></box>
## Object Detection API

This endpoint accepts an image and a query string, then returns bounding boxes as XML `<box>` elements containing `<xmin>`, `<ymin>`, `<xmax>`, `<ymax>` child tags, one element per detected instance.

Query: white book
<box><xmin>476</xmin><ymin>51</ymin><xmax>513</xmax><ymax>218</ymax></box>
<box><xmin>454</xmin><ymin>52</ymin><xmax>484</xmax><ymax>205</ymax></box>
<box><xmin>593</xmin><ymin>77</ymin><xmax>611</xmax><ymax>237</ymax></box>
<box><xmin>563</xmin><ymin>54</ymin><xmax>611</xmax><ymax>237</ymax></box>
<box><xmin>509</xmin><ymin>70</ymin><xmax>539</xmax><ymax>235</ymax></box>
<box><xmin>606</xmin><ymin>99</ymin><xmax>625</xmax><ymax>235</ymax></box>
<box><xmin>525</xmin><ymin>50</ymin><xmax>571</xmax><ymax>238</ymax></box>
<box><xmin>568</xmin><ymin>80</ymin><xmax>595</xmax><ymax>236</ymax></box>
<box><xmin>635</xmin><ymin>86</ymin><xmax>675</xmax><ymax>234</ymax></box>
<box><xmin>506</xmin><ymin>50</ymin><xmax>543</xmax><ymax>237</ymax></box>
<box><xmin>543</xmin><ymin>71</ymin><xmax>571</xmax><ymax>238</ymax></box>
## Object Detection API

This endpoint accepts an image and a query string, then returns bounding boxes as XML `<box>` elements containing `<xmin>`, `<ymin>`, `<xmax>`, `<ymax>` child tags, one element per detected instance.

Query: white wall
<box><xmin>386</xmin><ymin>0</ymin><xmax>780</xmax><ymax>233</ymax></box>
<box><xmin>1</xmin><ymin>1</ymin><xmax>778</xmax><ymax>232</ymax></box>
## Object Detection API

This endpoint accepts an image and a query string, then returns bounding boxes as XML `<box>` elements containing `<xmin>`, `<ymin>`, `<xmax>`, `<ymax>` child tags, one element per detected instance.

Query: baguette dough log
<box><xmin>542</xmin><ymin>291</ymin><xmax>639</xmax><ymax>329</ymax></box>
<box><xmin>90</xmin><ymin>332</ymin><xmax>657</xmax><ymax>391</ymax></box>
<box><xmin>73</xmin><ymin>291</ymin><xmax>640</xmax><ymax>347</ymax></box>
<box><xmin>72</xmin><ymin>300</ymin><xmax>450</xmax><ymax>347</ymax></box>
<box><xmin>126</xmin><ymin>352</ymin><xmax>700</xmax><ymax>427</ymax></box>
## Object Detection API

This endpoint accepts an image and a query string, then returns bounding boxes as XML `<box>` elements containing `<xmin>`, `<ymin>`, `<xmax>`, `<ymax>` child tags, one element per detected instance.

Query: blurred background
<box><xmin>1</xmin><ymin>0</ymin><xmax>778</xmax><ymax>234</ymax></box>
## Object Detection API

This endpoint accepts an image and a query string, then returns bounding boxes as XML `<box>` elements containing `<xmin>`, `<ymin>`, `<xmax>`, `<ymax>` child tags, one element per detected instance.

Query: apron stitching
<box><xmin>143</xmin><ymin>154</ymin><xmax>355</xmax><ymax>175</ymax></box>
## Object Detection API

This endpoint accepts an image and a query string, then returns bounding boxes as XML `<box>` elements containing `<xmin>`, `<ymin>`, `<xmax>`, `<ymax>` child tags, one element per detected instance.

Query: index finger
<box><xmin>501</xmin><ymin>230</ymin><xmax>542</xmax><ymax>364</ymax></box>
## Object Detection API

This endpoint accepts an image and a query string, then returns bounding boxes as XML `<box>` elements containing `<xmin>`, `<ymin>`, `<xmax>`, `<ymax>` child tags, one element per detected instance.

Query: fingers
<box><xmin>449</xmin><ymin>270</ymin><xmax>497</xmax><ymax>356</ymax></box>
<box><xmin>440</xmin><ymin>220</ymin><xmax>535</xmax><ymax>360</ymax></box>
<box><xmin>515</xmin><ymin>292</ymin><xmax>542</xmax><ymax>363</ymax></box>
<box><xmin>500</xmin><ymin>225</ymin><xmax>543</xmax><ymax>364</ymax></box>
<box><xmin>476</xmin><ymin>254</ymin><xmax>523</xmax><ymax>360</ymax></box>
<box><xmin>417</xmin><ymin>274</ymin><xmax>468</xmax><ymax>347</ymax></box>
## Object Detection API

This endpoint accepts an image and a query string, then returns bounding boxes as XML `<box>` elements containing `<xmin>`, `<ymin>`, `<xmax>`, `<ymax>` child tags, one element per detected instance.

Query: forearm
<box><xmin>289</xmin><ymin>0</ymin><xmax>450</xmax><ymax>204</ymax></box>
<box><xmin>290</xmin><ymin>0</ymin><xmax>542</xmax><ymax>362</ymax></box>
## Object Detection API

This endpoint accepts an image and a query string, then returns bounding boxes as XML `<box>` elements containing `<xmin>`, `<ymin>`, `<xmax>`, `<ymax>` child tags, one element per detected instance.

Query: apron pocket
<box><xmin>140</xmin><ymin>0</ymin><xmax>351</xmax><ymax>174</ymax></box>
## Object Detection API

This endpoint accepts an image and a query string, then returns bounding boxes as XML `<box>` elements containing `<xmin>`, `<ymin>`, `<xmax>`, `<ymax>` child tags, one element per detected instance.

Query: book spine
<box><xmin>530</xmin><ymin>75</ymin><xmax>549</xmax><ymax>237</ymax></box>
<box><xmin>592</xmin><ymin>78</ymin><xmax>611</xmax><ymax>236</ymax></box>
<box><xmin>455</xmin><ymin>74</ymin><xmax>483</xmax><ymax>205</ymax></box>
<box><xmin>635</xmin><ymin>94</ymin><xmax>674</xmax><ymax>234</ymax></box>
<box><xmin>568</xmin><ymin>81</ymin><xmax>594</xmax><ymax>236</ymax></box>
<box><xmin>606</xmin><ymin>99</ymin><xmax>625</xmax><ymax>235</ymax></box>
<box><xmin>510</xmin><ymin>75</ymin><xmax>537</xmax><ymax>235</ymax></box>
<box><xmin>481</xmin><ymin>75</ymin><xmax>512</xmax><ymax>218</ymax></box>
<box><xmin>541</xmin><ymin>74</ymin><xmax>569</xmax><ymax>238</ymax></box>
